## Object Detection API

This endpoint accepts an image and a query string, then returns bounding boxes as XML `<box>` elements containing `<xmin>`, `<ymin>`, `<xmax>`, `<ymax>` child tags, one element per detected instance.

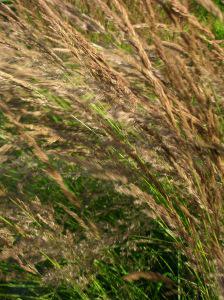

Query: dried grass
<box><xmin>0</xmin><ymin>0</ymin><xmax>224</xmax><ymax>298</ymax></box>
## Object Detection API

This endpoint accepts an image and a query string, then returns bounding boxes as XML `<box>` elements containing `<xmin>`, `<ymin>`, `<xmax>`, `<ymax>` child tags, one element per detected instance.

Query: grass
<box><xmin>191</xmin><ymin>0</ymin><xmax>224</xmax><ymax>39</ymax></box>
<box><xmin>0</xmin><ymin>0</ymin><xmax>224</xmax><ymax>299</ymax></box>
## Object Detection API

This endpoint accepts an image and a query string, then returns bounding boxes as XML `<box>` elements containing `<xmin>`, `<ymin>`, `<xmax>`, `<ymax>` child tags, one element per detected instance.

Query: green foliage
<box><xmin>212</xmin><ymin>19</ymin><xmax>224</xmax><ymax>39</ymax></box>
<box><xmin>191</xmin><ymin>0</ymin><xmax>224</xmax><ymax>39</ymax></box>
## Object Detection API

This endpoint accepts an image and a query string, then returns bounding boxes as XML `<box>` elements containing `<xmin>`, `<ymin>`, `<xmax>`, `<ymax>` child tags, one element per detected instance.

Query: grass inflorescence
<box><xmin>0</xmin><ymin>0</ymin><xmax>224</xmax><ymax>299</ymax></box>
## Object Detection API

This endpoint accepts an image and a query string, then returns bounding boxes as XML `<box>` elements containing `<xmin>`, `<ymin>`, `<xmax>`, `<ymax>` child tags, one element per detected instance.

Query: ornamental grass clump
<box><xmin>0</xmin><ymin>0</ymin><xmax>224</xmax><ymax>299</ymax></box>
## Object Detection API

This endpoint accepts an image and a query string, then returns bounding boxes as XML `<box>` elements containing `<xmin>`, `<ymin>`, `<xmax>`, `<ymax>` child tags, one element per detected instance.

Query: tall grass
<box><xmin>0</xmin><ymin>0</ymin><xmax>224</xmax><ymax>299</ymax></box>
